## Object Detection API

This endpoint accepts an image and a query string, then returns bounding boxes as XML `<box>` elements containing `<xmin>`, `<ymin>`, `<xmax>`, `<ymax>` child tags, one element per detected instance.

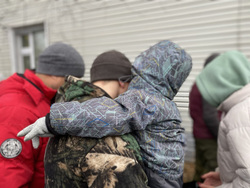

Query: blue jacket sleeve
<box><xmin>49</xmin><ymin>91</ymin><xmax>158</xmax><ymax>138</ymax></box>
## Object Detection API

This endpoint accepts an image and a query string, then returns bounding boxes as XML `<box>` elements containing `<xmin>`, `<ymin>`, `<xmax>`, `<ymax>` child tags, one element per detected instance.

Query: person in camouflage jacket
<box><xmin>44</xmin><ymin>54</ymin><xmax>148</xmax><ymax>188</ymax></box>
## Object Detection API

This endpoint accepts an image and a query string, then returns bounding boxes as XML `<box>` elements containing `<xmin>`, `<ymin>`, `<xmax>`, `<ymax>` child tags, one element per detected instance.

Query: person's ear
<box><xmin>49</xmin><ymin>75</ymin><xmax>56</xmax><ymax>80</ymax></box>
<box><xmin>118</xmin><ymin>81</ymin><xmax>126</xmax><ymax>88</ymax></box>
<box><xmin>51</xmin><ymin>75</ymin><xmax>64</xmax><ymax>82</ymax></box>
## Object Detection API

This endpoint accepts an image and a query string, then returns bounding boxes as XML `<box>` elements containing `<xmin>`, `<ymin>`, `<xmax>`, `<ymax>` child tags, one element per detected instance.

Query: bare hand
<box><xmin>199</xmin><ymin>171</ymin><xmax>221</xmax><ymax>188</ymax></box>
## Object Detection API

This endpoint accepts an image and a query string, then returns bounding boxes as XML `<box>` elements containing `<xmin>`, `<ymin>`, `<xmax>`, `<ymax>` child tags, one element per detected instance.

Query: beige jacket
<box><xmin>216</xmin><ymin>83</ymin><xmax>250</xmax><ymax>188</ymax></box>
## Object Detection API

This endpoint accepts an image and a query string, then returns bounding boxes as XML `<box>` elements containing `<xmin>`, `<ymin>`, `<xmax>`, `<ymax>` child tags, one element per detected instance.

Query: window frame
<box><xmin>9</xmin><ymin>23</ymin><xmax>46</xmax><ymax>73</ymax></box>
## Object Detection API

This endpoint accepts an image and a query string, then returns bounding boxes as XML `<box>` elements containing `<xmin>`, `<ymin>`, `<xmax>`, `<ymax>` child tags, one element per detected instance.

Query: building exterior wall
<box><xmin>0</xmin><ymin>0</ymin><xmax>250</xmax><ymax>162</ymax></box>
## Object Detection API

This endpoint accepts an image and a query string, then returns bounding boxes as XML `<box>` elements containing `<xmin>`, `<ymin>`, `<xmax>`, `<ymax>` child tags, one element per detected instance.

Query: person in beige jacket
<box><xmin>196</xmin><ymin>50</ymin><xmax>250</xmax><ymax>188</ymax></box>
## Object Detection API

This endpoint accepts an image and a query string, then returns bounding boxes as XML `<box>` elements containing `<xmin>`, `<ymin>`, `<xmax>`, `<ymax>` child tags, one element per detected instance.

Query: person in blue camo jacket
<box><xmin>18</xmin><ymin>40</ymin><xmax>192</xmax><ymax>188</ymax></box>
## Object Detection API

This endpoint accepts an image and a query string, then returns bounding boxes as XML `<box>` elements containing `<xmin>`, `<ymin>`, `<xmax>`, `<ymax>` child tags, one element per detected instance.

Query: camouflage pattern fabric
<box><xmin>44</xmin><ymin>76</ymin><xmax>148</xmax><ymax>188</ymax></box>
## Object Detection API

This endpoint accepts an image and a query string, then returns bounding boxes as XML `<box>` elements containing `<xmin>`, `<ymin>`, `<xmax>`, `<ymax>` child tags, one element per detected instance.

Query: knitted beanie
<box><xmin>90</xmin><ymin>50</ymin><xmax>132</xmax><ymax>83</ymax></box>
<box><xmin>36</xmin><ymin>42</ymin><xmax>85</xmax><ymax>78</ymax></box>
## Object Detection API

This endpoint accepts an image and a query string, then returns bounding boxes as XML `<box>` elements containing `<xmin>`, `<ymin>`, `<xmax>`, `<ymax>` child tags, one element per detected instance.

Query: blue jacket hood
<box><xmin>130</xmin><ymin>40</ymin><xmax>192</xmax><ymax>100</ymax></box>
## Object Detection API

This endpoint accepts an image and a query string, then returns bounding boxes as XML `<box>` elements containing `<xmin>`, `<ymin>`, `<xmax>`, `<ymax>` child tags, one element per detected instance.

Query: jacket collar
<box><xmin>22</xmin><ymin>70</ymin><xmax>56</xmax><ymax>105</ymax></box>
<box><xmin>218</xmin><ymin>83</ymin><xmax>250</xmax><ymax>113</ymax></box>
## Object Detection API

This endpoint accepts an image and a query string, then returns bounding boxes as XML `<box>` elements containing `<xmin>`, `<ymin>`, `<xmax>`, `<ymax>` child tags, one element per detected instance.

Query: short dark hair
<box><xmin>204</xmin><ymin>53</ymin><xmax>220</xmax><ymax>67</ymax></box>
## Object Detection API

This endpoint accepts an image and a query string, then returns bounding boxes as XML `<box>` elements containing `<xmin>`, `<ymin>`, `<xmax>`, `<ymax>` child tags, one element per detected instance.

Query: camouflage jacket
<box><xmin>44</xmin><ymin>76</ymin><xmax>148</xmax><ymax>188</ymax></box>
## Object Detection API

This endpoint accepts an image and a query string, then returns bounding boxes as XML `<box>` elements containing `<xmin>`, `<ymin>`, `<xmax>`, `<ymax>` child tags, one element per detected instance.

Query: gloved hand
<box><xmin>17</xmin><ymin>117</ymin><xmax>54</xmax><ymax>149</ymax></box>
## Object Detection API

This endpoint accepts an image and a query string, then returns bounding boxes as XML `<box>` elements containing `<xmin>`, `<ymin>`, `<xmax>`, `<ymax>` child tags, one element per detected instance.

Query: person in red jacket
<box><xmin>0</xmin><ymin>42</ymin><xmax>85</xmax><ymax>188</ymax></box>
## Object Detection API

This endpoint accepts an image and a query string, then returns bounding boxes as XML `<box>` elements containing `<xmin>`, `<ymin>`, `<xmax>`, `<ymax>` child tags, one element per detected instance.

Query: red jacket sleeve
<box><xmin>0</xmin><ymin>106</ymin><xmax>48</xmax><ymax>188</ymax></box>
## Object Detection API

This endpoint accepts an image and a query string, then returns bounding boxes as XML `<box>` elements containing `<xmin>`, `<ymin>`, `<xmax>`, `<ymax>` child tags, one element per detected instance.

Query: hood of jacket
<box><xmin>218</xmin><ymin>83</ymin><xmax>250</xmax><ymax>113</ymax></box>
<box><xmin>196</xmin><ymin>50</ymin><xmax>250</xmax><ymax>107</ymax></box>
<box><xmin>129</xmin><ymin>40</ymin><xmax>192</xmax><ymax>100</ymax></box>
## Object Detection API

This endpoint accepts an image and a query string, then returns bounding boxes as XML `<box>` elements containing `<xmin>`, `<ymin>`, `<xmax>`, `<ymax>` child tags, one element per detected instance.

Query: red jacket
<box><xmin>0</xmin><ymin>70</ymin><xmax>56</xmax><ymax>188</ymax></box>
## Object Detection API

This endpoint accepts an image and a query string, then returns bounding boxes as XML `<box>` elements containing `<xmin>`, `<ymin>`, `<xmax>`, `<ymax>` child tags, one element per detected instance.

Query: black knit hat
<box><xmin>36</xmin><ymin>42</ymin><xmax>85</xmax><ymax>78</ymax></box>
<box><xmin>90</xmin><ymin>50</ymin><xmax>132</xmax><ymax>83</ymax></box>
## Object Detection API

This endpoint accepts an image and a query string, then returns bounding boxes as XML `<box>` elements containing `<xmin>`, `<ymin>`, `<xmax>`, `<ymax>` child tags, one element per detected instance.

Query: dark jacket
<box><xmin>189</xmin><ymin>83</ymin><xmax>220</xmax><ymax>139</ymax></box>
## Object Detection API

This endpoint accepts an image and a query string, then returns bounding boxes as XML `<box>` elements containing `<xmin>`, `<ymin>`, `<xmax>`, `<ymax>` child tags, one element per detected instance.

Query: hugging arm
<box><xmin>48</xmin><ymin>91</ymin><xmax>155</xmax><ymax>138</ymax></box>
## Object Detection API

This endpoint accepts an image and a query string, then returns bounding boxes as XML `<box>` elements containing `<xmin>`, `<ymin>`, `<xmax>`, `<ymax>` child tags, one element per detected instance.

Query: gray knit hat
<box><xmin>36</xmin><ymin>42</ymin><xmax>85</xmax><ymax>78</ymax></box>
<box><xmin>90</xmin><ymin>50</ymin><xmax>132</xmax><ymax>83</ymax></box>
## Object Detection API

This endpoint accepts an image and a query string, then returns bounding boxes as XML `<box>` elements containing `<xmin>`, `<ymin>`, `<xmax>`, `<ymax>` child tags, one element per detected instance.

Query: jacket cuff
<box><xmin>45</xmin><ymin>113</ymin><xmax>59</xmax><ymax>136</ymax></box>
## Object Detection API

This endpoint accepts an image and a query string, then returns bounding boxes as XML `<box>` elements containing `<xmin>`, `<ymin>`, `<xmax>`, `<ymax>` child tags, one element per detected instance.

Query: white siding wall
<box><xmin>0</xmin><ymin>0</ymin><xmax>250</xmax><ymax>161</ymax></box>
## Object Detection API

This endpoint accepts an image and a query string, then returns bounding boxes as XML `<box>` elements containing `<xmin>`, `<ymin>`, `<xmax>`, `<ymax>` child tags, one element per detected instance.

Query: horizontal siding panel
<box><xmin>53</xmin><ymin>12</ymin><xmax>244</xmax><ymax>36</ymax></box>
<box><xmin>54</xmin><ymin>1</ymin><xmax>239</xmax><ymax>22</ymax></box>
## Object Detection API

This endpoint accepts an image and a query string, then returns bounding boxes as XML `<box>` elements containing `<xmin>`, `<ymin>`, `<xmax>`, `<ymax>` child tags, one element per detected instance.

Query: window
<box><xmin>12</xmin><ymin>24</ymin><xmax>46</xmax><ymax>73</ymax></box>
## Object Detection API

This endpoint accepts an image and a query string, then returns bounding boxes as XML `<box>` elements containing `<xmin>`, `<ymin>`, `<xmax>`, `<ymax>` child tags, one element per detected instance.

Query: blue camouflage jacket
<box><xmin>48</xmin><ymin>40</ymin><xmax>192</xmax><ymax>181</ymax></box>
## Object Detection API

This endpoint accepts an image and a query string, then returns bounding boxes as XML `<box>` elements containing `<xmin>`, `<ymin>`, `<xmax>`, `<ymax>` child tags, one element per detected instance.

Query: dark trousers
<box><xmin>194</xmin><ymin>138</ymin><xmax>217</xmax><ymax>182</ymax></box>
<box><xmin>145</xmin><ymin>167</ymin><xmax>183</xmax><ymax>188</ymax></box>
